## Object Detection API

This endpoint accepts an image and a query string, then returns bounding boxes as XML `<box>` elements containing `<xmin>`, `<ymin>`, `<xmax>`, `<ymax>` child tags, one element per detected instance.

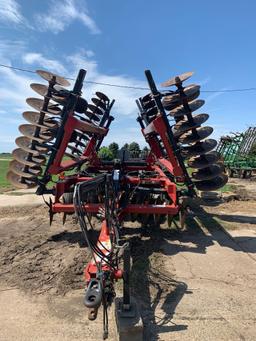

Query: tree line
<box><xmin>98</xmin><ymin>142</ymin><xmax>150</xmax><ymax>160</ymax></box>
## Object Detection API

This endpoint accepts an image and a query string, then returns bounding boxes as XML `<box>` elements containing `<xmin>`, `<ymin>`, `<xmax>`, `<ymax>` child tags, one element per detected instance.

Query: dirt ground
<box><xmin>0</xmin><ymin>178</ymin><xmax>256</xmax><ymax>340</ymax></box>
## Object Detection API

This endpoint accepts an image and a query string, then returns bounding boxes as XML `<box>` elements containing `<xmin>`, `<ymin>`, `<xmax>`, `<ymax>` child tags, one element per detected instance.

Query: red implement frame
<box><xmin>47</xmin><ymin>112</ymin><xmax>185</xmax><ymax>283</ymax></box>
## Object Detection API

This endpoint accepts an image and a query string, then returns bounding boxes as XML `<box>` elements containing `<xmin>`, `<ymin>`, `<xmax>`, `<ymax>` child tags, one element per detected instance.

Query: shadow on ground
<box><xmin>122</xmin><ymin>201</ymin><xmax>256</xmax><ymax>340</ymax></box>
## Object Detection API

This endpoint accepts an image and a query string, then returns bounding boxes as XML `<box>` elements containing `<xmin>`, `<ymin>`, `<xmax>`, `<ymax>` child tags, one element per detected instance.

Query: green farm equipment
<box><xmin>217</xmin><ymin>127</ymin><xmax>256</xmax><ymax>178</ymax></box>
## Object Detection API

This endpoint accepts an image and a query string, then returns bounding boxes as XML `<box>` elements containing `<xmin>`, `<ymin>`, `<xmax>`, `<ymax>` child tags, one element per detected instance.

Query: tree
<box><xmin>122</xmin><ymin>143</ymin><xmax>129</xmax><ymax>150</ymax></box>
<box><xmin>128</xmin><ymin>142</ymin><xmax>141</xmax><ymax>158</ymax></box>
<box><xmin>142</xmin><ymin>146</ymin><xmax>150</xmax><ymax>157</ymax></box>
<box><xmin>109</xmin><ymin>142</ymin><xmax>119</xmax><ymax>158</ymax></box>
<box><xmin>98</xmin><ymin>147</ymin><xmax>113</xmax><ymax>160</ymax></box>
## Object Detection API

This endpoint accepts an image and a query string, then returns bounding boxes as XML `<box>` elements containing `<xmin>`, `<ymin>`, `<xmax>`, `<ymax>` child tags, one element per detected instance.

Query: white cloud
<box><xmin>0</xmin><ymin>48</ymin><xmax>148</xmax><ymax>151</ymax></box>
<box><xmin>22</xmin><ymin>53</ymin><xmax>67</xmax><ymax>74</ymax></box>
<box><xmin>35</xmin><ymin>0</ymin><xmax>100</xmax><ymax>34</ymax></box>
<box><xmin>0</xmin><ymin>0</ymin><xmax>24</xmax><ymax>24</ymax></box>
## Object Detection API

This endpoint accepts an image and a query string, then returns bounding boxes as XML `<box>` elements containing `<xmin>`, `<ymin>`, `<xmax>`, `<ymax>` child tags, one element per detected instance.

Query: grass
<box><xmin>0</xmin><ymin>153</ymin><xmax>12</xmax><ymax>159</ymax></box>
<box><xmin>0</xmin><ymin>154</ymin><xmax>77</xmax><ymax>193</ymax></box>
<box><xmin>219</xmin><ymin>183</ymin><xmax>236</xmax><ymax>193</ymax></box>
<box><xmin>0</xmin><ymin>159</ymin><xmax>14</xmax><ymax>192</ymax></box>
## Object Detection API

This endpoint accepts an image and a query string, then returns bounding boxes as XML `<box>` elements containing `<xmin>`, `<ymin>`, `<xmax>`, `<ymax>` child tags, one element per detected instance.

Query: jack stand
<box><xmin>114</xmin><ymin>297</ymin><xmax>143</xmax><ymax>341</ymax></box>
<box><xmin>114</xmin><ymin>246</ymin><xmax>143</xmax><ymax>341</ymax></box>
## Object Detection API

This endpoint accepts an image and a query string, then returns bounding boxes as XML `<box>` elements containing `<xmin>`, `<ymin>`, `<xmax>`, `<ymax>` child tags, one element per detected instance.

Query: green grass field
<box><xmin>0</xmin><ymin>153</ymin><xmax>233</xmax><ymax>194</ymax></box>
<box><xmin>0</xmin><ymin>158</ymin><xmax>13</xmax><ymax>192</ymax></box>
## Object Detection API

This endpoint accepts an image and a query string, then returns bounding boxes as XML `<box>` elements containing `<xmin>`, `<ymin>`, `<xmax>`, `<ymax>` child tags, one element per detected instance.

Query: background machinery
<box><xmin>7</xmin><ymin>68</ymin><xmax>228</xmax><ymax>338</ymax></box>
<box><xmin>217</xmin><ymin>127</ymin><xmax>256</xmax><ymax>178</ymax></box>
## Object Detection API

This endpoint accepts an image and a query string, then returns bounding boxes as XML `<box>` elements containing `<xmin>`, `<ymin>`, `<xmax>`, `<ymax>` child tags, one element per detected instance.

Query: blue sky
<box><xmin>0</xmin><ymin>0</ymin><xmax>256</xmax><ymax>151</ymax></box>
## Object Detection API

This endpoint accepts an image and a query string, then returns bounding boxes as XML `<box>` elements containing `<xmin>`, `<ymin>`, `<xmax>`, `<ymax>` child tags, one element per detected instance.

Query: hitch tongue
<box><xmin>84</xmin><ymin>279</ymin><xmax>103</xmax><ymax>312</ymax></box>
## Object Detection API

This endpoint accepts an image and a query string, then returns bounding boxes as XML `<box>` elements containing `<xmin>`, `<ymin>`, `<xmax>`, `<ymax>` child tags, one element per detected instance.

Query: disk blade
<box><xmin>30</xmin><ymin>83</ymin><xmax>48</xmax><ymax>97</ymax></box>
<box><xmin>22</xmin><ymin>111</ymin><xmax>58</xmax><ymax>129</ymax></box>
<box><xmin>169</xmin><ymin>99</ymin><xmax>205</xmax><ymax>117</ymax></box>
<box><xmin>26</xmin><ymin>98</ymin><xmax>62</xmax><ymax>115</ymax></box>
<box><xmin>19</xmin><ymin>124</ymin><xmax>54</xmax><ymax>143</ymax></box>
<box><xmin>91</xmin><ymin>97</ymin><xmax>106</xmax><ymax>110</ymax></box>
<box><xmin>95</xmin><ymin>91</ymin><xmax>109</xmax><ymax>102</ymax></box>
<box><xmin>141</xmin><ymin>94</ymin><xmax>152</xmax><ymax>103</ymax></box>
<box><xmin>192</xmin><ymin>162</ymin><xmax>224</xmax><ymax>181</ymax></box>
<box><xmin>181</xmin><ymin>139</ymin><xmax>217</xmax><ymax>157</ymax></box>
<box><xmin>173</xmin><ymin>113</ymin><xmax>209</xmax><ymax>136</ymax></box>
<box><xmin>188</xmin><ymin>151</ymin><xmax>221</xmax><ymax>169</ymax></box>
<box><xmin>163</xmin><ymin>84</ymin><xmax>200</xmax><ymax>110</ymax></box>
<box><xmin>36</xmin><ymin>70</ymin><xmax>70</xmax><ymax>87</ymax></box>
<box><xmin>75</xmin><ymin>97</ymin><xmax>88</xmax><ymax>113</ymax></box>
<box><xmin>15</xmin><ymin>136</ymin><xmax>40</xmax><ymax>156</ymax></box>
<box><xmin>143</xmin><ymin>100</ymin><xmax>155</xmax><ymax>110</ymax></box>
<box><xmin>9</xmin><ymin>160</ymin><xmax>41</xmax><ymax>178</ymax></box>
<box><xmin>179</xmin><ymin>126</ymin><xmax>213</xmax><ymax>144</ymax></box>
<box><xmin>195</xmin><ymin>173</ymin><xmax>228</xmax><ymax>191</ymax></box>
<box><xmin>6</xmin><ymin>171</ymin><xmax>37</xmax><ymax>189</ymax></box>
<box><xmin>161</xmin><ymin>71</ymin><xmax>194</xmax><ymax>87</ymax></box>
<box><xmin>12</xmin><ymin>148</ymin><xmax>46</xmax><ymax>167</ymax></box>
<box><xmin>16</xmin><ymin>136</ymin><xmax>50</xmax><ymax>154</ymax></box>
<box><xmin>146</xmin><ymin>107</ymin><xmax>158</xmax><ymax>117</ymax></box>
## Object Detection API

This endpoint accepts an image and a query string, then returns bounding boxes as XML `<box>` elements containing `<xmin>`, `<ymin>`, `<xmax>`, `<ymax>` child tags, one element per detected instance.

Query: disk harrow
<box><xmin>217</xmin><ymin>127</ymin><xmax>256</xmax><ymax>178</ymax></box>
<box><xmin>8</xmin><ymin>68</ymin><xmax>227</xmax><ymax>339</ymax></box>
<box><xmin>137</xmin><ymin>71</ymin><xmax>228</xmax><ymax>192</ymax></box>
